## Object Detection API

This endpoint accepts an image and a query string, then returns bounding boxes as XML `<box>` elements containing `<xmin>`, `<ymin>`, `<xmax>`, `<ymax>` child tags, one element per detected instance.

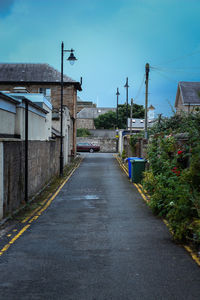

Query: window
<box><xmin>39</xmin><ymin>88</ymin><xmax>51</xmax><ymax>101</ymax></box>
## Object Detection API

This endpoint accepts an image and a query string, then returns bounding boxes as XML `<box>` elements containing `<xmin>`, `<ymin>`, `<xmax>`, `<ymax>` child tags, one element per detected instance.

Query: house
<box><xmin>0</xmin><ymin>63</ymin><xmax>82</xmax><ymax>156</ymax></box>
<box><xmin>77</xmin><ymin>107</ymin><xmax>116</xmax><ymax>129</ymax></box>
<box><xmin>77</xmin><ymin>96</ymin><xmax>96</xmax><ymax>113</ymax></box>
<box><xmin>127</xmin><ymin>118</ymin><xmax>155</xmax><ymax>132</ymax></box>
<box><xmin>127</xmin><ymin>105</ymin><xmax>156</xmax><ymax>131</ymax></box>
<box><xmin>175</xmin><ymin>82</ymin><xmax>200</xmax><ymax>114</ymax></box>
<box><xmin>148</xmin><ymin>104</ymin><xmax>155</xmax><ymax>120</ymax></box>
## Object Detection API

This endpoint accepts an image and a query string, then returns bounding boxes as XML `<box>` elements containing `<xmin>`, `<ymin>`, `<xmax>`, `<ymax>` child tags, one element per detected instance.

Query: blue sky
<box><xmin>1</xmin><ymin>0</ymin><xmax>200</xmax><ymax>116</ymax></box>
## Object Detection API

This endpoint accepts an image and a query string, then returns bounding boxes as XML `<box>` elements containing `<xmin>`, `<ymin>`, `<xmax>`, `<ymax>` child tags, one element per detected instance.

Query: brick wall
<box><xmin>3</xmin><ymin>139</ymin><xmax>60</xmax><ymax>216</ymax></box>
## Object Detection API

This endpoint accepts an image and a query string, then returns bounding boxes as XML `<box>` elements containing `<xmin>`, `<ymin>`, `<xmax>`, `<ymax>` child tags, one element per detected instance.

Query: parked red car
<box><xmin>77</xmin><ymin>143</ymin><xmax>100</xmax><ymax>153</ymax></box>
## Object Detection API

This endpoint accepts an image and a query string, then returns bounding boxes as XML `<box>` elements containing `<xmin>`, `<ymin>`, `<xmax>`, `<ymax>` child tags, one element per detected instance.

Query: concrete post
<box><xmin>0</xmin><ymin>142</ymin><xmax>4</xmax><ymax>220</ymax></box>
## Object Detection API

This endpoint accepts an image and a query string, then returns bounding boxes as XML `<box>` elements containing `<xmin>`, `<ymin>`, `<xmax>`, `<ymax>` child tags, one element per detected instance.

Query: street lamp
<box><xmin>124</xmin><ymin>77</ymin><xmax>129</xmax><ymax>129</ymax></box>
<box><xmin>116</xmin><ymin>88</ymin><xmax>120</xmax><ymax>153</ymax></box>
<box><xmin>60</xmin><ymin>41</ymin><xmax>77</xmax><ymax>177</ymax></box>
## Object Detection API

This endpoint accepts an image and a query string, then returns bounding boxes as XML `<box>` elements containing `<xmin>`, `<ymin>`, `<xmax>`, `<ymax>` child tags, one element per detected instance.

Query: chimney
<box><xmin>12</xmin><ymin>87</ymin><xmax>28</xmax><ymax>93</ymax></box>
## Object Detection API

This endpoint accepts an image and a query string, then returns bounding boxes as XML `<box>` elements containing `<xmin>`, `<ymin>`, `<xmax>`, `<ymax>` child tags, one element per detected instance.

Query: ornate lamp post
<box><xmin>116</xmin><ymin>88</ymin><xmax>120</xmax><ymax>153</ymax></box>
<box><xmin>60</xmin><ymin>41</ymin><xmax>77</xmax><ymax>176</ymax></box>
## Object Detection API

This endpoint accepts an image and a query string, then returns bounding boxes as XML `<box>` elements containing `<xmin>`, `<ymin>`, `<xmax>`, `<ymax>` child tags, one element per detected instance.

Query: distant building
<box><xmin>148</xmin><ymin>104</ymin><xmax>155</xmax><ymax>120</ymax></box>
<box><xmin>77</xmin><ymin>107</ymin><xmax>116</xmax><ymax>129</ymax></box>
<box><xmin>175</xmin><ymin>82</ymin><xmax>200</xmax><ymax>114</ymax></box>
<box><xmin>127</xmin><ymin>105</ymin><xmax>156</xmax><ymax>132</ymax></box>
<box><xmin>127</xmin><ymin>118</ymin><xmax>155</xmax><ymax>132</ymax></box>
<box><xmin>77</xmin><ymin>96</ymin><xmax>96</xmax><ymax>113</ymax></box>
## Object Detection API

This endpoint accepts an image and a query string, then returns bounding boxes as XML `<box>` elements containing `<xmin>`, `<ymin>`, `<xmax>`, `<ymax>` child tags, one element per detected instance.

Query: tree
<box><xmin>94</xmin><ymin>111</ymin><xmax>116</xmax><ymax>129</ymax></box>
<box><xmin>94</xmin><ymin>103</ymin><xmax>145</xmax><ymax>129</ymax></box>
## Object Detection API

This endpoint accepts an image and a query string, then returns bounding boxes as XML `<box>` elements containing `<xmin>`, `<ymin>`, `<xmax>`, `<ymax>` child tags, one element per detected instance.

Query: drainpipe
<box><xmin>25</xmin><ymin>99</ymin><xmax>28</xmax><ymax>203</ymax></box>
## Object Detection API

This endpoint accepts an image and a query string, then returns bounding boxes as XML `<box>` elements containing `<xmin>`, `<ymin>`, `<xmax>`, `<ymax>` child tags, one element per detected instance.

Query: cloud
<box><xmin>0</xmin><ymin>0</ymin><xmax>15</xmax><ymax>17</ymax></box>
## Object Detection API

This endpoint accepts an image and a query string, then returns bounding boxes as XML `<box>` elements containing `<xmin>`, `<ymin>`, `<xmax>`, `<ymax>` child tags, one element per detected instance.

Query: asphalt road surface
<box><xmin>0</xmin><ymin>153</ymin><xmax>199</xmax><ymax>300</ymax></box>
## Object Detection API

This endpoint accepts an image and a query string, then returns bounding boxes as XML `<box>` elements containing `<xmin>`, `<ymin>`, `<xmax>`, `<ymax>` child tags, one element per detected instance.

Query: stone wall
<box><xmin>77</xmin><ymin>137</ymin><xmax>116</xmax><ymax>153</ymax></box>
<box><xmin>89</xmin><ymin>129</ymin><xmax>116</xmax><ymax>138</ymax></box>
<box><xmin>2</xmin><ymin>139</ymin><xmax>60</xmax><ymax>217</ymax></box>
<box><xmin>77</xmin><ymin>118</ymin><xmax>95</xmax><ymax>129</ymax></box>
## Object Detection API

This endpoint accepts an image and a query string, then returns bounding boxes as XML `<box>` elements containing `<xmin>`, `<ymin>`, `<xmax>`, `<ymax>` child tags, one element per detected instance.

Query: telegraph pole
<box><xmin>145</xmin><ymin>63</ymin><xmax>150</xmax><ymax>139</ymax></box>
<box><xmin>130</xmin><ymin>98</ymin><xmax>133</xmax><ymax>135</ymax></box>
<box><xmin>124</xmin><ymin>77</ymin><xmax>129</xmax><ymax>129</ymax></box>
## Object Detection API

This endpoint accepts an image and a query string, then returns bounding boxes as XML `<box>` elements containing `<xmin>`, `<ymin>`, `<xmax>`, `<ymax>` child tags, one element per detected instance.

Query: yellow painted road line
<box><xmin>115</xmin><ymin>155</ymin><xmax>200</xmax><ymax>267</ymax></box>
<box><xmin>0</xmin><ymin>159</ymin><xmax>82</xmax><ymax>257</ymax></box>
<box><xmin>27</xmin><ymin>159</ymin><xmax>83</xmax><ymax>219</ymax></box>
<box><xmin>114</xmin><ymin>156</ymin><xmax>129</xmax><ymax>177</ymax></box>
<box><xmin>21</xmin><ymin>203</ymin><xmax>46</xmax><ymax>224</ymax></box>
<box><xmin>21</xmin><ymin>193</ymin><xmax>53</xmax><ymax>223</ymax></box>
<box><xmin>184</xmin><ymin>246</ymin><xmax>200</xmax><ymax>267</ymax></box>
<box><xmin>0</xmin><ymin>224</ymin><xmax>30</xmax><ymax>256</ymax></box>
<box><xmin>133</xmin><ymin>183</ymin><xmax>148</xmax><ymax>203</ymax></box>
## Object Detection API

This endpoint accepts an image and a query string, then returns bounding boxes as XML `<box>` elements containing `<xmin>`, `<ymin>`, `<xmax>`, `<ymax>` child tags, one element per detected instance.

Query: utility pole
<box><xmin>130</xmin><ymin>98</ymin><xmax>133</xmax><ymax>135</ymax></box>
<box><xmin>24</xmin><ymin>99</ymin><xmax>29</xmax><ymax>203</ymax></box>
<box><xmin>116</xmin><ymin>88</ymin><xmax>120</xmax><ymax>129</ymax></box>
<box><xmin>124</xmin><ymin>77</ymin><xmax>129</xmax><ymax>129</ymax></box>
<box><xmin>145</xmin><ymin>63</ymin><xmax>150</xmax><ymax>139</ymax></box>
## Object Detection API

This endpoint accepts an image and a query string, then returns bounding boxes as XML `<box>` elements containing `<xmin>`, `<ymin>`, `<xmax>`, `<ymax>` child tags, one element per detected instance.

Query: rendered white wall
<box><xmin>0</xmin><ymin>110</ymin><xmax>15</xmax><ymax>135</ymax></box>
<box><xmin>0</xmin><ymin>142</ymin><xmax>3</xmax><ymax>220</ymax></box>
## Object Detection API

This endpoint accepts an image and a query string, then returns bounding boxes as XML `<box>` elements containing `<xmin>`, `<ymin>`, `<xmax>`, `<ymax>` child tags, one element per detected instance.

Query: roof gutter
<box><xmin>0</xmin><ymin>81</ymin><xmax>82</xmax><ymax>91</ymax></box>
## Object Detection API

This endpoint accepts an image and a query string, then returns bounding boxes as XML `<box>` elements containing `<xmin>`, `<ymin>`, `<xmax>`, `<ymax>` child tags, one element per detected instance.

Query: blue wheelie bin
<box><xmin>127</xmin><ymin>157</ymin><xmax>143</xmax><ymax>178</ymax></box>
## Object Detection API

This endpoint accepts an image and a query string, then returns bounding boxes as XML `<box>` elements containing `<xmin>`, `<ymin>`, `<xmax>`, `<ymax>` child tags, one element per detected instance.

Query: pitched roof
<box><xmin>0</xmin><ymin>63</ymin><xmax>81</xmax><ymax>89</ymax></box>
<box><xmin>148</xmin><ymin>104</ymin><xmax>155</xmax><ymax>110</ymax></box>
<box><xmin>77</xmin><ymin>107</ymin><xmax>116</xmax><ymax>119</ymax></box>
<box><xmin>177</xmin><ymin>82</ymin><xmax>200</xmax><ymax>106</ymax></box>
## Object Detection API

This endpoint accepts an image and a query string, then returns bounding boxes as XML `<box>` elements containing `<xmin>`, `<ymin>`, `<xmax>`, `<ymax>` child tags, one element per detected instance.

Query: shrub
<box><xmin>143</xmin><ymin>112</ymin><xmax>200</xmax><ymax>244</ymax></box>
<box><xmin>77</xmin><ymin>128</ymin><xmax>91</xmax><ymax>137</ymax></box>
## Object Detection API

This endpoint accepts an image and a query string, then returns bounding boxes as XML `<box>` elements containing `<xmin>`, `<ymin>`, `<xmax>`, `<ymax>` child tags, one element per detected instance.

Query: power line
<box><xmin>154</xmin><ymin>49</ymin><xmax>200</xmax><ymax>67</ymax></box>
<box><xmin>151</xmin><ymin>69</ymin><xmax>178</xmax><ymax>83</ymax></box>
<box><xmin>134</xmin><ymin>75</ymin><xmax>145</xmax><ymax>100</ymax></box>
<box><xmin>151</xmin><ymin>65</ymin><xmax>200</xmax><ymax>75</ymax></box>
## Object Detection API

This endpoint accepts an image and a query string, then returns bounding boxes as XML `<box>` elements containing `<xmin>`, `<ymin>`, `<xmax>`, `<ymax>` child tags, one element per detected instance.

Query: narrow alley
<box><xmin>0</xmin><ymin>153</ymin><xmax>199</xmax><ymax>299</ymax></box>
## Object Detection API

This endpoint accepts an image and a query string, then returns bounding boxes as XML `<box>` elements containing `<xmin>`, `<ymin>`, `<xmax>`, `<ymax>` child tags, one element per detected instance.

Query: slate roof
<box><xmin>0</xmin><ymin>63</ymin><xmax>81</xmax><ymax>89</ymax></box>
<box><xmin>77</xmin><ymin>107</ymin><xmax>116</xmax><ymax>119</ymax></box>
<box><xmin>178</xmin><ymin>82</ymin><xmax>200</xmax><ymax>105</ymax></box>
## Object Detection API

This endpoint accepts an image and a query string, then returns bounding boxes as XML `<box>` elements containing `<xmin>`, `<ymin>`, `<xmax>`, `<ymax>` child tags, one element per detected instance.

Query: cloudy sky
<box><xmin>1</xmin><ymin>0</ymin><xmax>200</xmax><ymax>116</ymax></box>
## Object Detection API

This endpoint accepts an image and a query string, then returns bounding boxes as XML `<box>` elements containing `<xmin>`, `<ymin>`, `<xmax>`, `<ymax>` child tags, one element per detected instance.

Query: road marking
<box><xmin>184</xmin><ymin>246</ymin><xmax>200</xmax><ymax>267</ymax></box>
<box><xmin>114</xmin><ymin>154</ymin><xmax>200</xmax><ymax>267</ymax></box>
<box><xmin>0</xmin><ymin>159</ymin><xmax>83</xmax><ymax>257</ymax></box>
<box><xmin>134</xmin><ymin>183</ymin><xmax>149</xmax><ymax>203</ymax></box>
<box><xmin>21</xmin><ymin>193</ymin><xmax>53</xmax><ymax>223</ymax></box>
<box><xmin>0</xmin><ymin>224</ymin><xmax>30</xmax><ymax>256</ymax></box>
